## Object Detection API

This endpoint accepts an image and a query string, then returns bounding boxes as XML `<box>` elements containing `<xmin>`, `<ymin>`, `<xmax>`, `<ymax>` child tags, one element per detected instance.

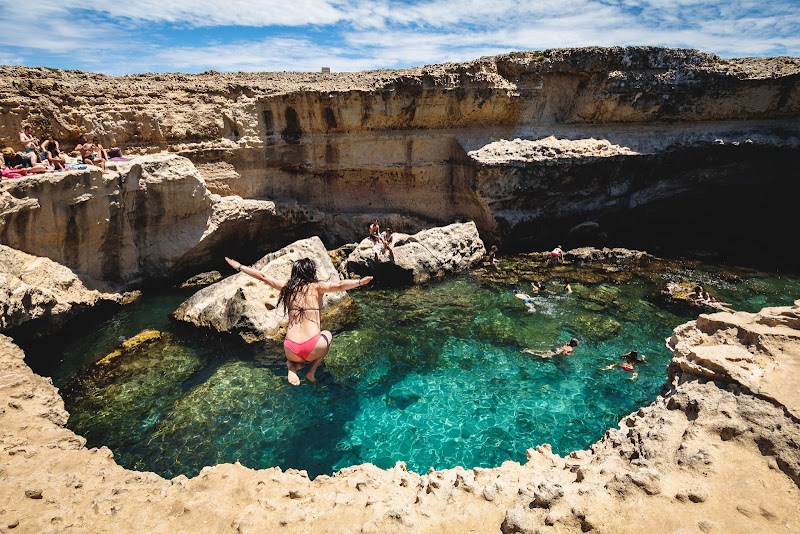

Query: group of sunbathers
<box><xmin>687</xmin><ymin>285</ymin><xmax>735</xmax><ymax>312</ymax></box>
<box><xmin>368</xmin><ymin>219</ymin><xmax>395</xmax><ymax>257</ymax></box>
<box><xmin>2</xmin><ymin>126</ymin><xmax>117</xmax><ymax>178</ymax></box>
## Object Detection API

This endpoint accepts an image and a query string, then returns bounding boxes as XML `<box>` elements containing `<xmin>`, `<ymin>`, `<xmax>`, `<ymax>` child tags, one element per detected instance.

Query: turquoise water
<box><xmin>25</xmin><ymin>259</ymin><xmax>800</xmax><ymax>479</ymax></box>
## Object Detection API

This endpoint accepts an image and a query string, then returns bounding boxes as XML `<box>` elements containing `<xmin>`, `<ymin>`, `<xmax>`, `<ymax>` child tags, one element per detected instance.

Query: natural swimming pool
<box><xmin>25</xmin><ymin>257</ymin><xmax>800</xmax><ymax>479</ymax></box>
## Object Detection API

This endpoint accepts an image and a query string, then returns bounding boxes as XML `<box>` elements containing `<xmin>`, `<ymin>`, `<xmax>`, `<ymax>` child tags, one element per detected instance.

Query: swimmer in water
<box><xmin>524</xmin><ymin>338</ymin><xmax>579</xmax><ymax>358</ymax></box>
<box><xmin>602</xmin><ymin>349</ymin><xmax>646</xmax><ymax>379</ymax></box>
<box><xmin>225</xmin><ymin>256</ymin><xmax>373</xmax><ymax>386</ymax></box>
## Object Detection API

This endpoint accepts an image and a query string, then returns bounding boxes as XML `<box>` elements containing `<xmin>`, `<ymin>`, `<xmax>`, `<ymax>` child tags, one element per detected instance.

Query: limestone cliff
<box><xmin>1</xmin><ymin>299</ymin><xmax>799</xmax><ymax>533</ymax></box>
<box><xmin>2</xmin><ymin>47</ymin><xmax>798</xmax><ymax>269</ymax></box>
<box><xmin>0</xmin><ymin>154</ymin><xmax>294</xmax><ymax>286</ymax></box>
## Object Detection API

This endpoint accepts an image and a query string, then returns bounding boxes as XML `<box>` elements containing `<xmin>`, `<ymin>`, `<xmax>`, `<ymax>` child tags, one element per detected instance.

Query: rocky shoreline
<box><xmin>1</xmin><ymin>298</ymin><xmax>799</xmax><ymax>533</ymax></box>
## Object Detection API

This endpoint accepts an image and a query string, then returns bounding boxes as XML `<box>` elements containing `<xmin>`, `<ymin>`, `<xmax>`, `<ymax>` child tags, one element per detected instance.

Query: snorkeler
<box><xmin>225</xmin><ymin>256</ymin><xmax>373</xmax><ymax>386</ymax></box>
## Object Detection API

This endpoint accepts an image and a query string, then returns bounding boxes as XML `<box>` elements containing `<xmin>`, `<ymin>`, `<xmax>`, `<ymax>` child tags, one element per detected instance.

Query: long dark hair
<box><xmin>278</xmin><ymin>258</ymin><xmax>318</xmax><ymax>310</ymax></box>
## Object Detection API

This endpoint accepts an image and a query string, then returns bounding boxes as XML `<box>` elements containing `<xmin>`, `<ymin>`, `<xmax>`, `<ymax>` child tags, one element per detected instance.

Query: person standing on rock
<box><xmin>225</xmin><ymin>256</ymin><xmax>373</xmax><ymax>386</ymax></box>
<box><xmin>550</xmin><ymin>245</ymin><xmax>564</xmax><ymax>264</ymax></box>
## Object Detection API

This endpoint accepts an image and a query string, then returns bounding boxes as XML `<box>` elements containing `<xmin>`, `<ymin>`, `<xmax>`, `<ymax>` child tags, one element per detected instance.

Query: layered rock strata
<box><xmin>2</xmin><ymin>48</ymin><xmax>798</xmax><ymax>267</ymax></box>
<box><xmin>0</xmin><ymin>155</ymin><xmax>289</xmax><ymax>286</ymax></box>
<box><xmin>172</xmin><ymin>236</ymin><xmax>355</xmax><ymax>342</ymax></box>
<box><xmin>341</xmin><ymin>221</ymin><xmax>485</xmax><ymax>284</ymax></box>
<box><xmin>2</xmin><ymin>297</ymin><xmax>799</xmax><ymax>533</ymax></box>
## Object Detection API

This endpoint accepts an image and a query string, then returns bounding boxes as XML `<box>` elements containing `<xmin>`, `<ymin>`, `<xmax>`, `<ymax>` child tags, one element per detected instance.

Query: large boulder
<box><xmin>341</xmin><ymin>222</ymin><xmax>485</xmax><ymax>284</ymax></box>
<box><xmin>0</xmin><ymin>245</ymin><xmax>135</xmax><ymax>337</ymax></box>
<box><xmin>172</xmin><ymin>236</ymin><xmax>357</xmax><ymax>342</ymax></box>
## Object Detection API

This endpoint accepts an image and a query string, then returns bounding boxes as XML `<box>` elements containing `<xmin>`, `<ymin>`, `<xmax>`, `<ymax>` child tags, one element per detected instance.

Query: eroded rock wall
<box><xmin>0</xmin><ymin>155</ymin><xmax>289</xmax><ymax>286</ymax></box>
<box><xmin>2</xmin><ymin>47</ymin><xmax>799</xmax><ymax>267</ymax></box>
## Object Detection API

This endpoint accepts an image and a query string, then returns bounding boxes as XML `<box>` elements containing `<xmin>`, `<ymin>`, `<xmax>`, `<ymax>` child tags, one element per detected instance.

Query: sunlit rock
<box><xmin>341</xmin><ymin>222</ymin><xmax>485</xmax><ymax>284</ymax></box>
<box><xmin>172</xmin><ymin>236</ymin><xmax>357</xmax><ymax>342</ymax></box>
<box><xmin>0</xmin><ymin>245</ymin><xmax>132</xmax><ymax>337</ymax></box>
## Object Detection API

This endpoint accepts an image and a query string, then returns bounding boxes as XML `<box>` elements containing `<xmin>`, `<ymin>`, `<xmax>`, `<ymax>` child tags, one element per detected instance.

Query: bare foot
<box><xmin>306</xmin><ymin>371</ymin><xmax>316</xmax><ymax>382</ymax></box>
<box><xmin>287</xmin><ymin>369</ymin><xmax>300</xmax><ymax>386</ymax></box>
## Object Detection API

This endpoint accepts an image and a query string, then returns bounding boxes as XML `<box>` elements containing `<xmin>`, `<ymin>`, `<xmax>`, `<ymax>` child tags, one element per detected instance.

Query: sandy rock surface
<box><xmin>3</xmin><ymin>299</ymin><xmax>800</xmax><ymax>532</ymax></box>
<box><xmin>342</xmin><ymin>221</ymin><xmax>486</xmax><ymax>283</ymax></box>
<box><xmin>172</xmin><ymin>236</ymin><xmax>355</xmax><ymax>342</ymax></box>
<box><xmin>468</xmin><ymin>136</ymin><xmax>639</xmax><ymax>164</ymax></box>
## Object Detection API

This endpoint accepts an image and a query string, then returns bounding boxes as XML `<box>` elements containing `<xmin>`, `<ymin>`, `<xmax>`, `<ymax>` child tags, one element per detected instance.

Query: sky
<box><xmin>1</xmin><ymin>0</ymin><xmax>798</xmax><ymax>75</ymax></box>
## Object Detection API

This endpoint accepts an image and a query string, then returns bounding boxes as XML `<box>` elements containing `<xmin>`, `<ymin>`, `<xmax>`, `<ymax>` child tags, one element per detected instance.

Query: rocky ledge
<box><xmin>1</xmin><ymin>299</ymin><xmax>799</xmax><ymax>532</ymax></box>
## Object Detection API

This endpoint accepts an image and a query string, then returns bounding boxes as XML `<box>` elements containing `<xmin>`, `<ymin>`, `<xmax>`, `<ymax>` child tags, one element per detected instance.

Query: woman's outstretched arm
<box><xmin>225</xmin><ymin>257</ymin><xmax>286</xmax><ymax>290</ymax></box>
<box><xmin>318</xmin><ymin>276</ymin><xmax>374</xmax><ymax>293</ymax></box>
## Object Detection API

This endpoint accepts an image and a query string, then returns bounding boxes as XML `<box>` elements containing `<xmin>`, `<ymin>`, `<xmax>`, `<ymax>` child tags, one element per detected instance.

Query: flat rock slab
<box><xmin>669</xmin><ymin>299</ymin><xmax>800</xmax><ymax>420</ymax></box>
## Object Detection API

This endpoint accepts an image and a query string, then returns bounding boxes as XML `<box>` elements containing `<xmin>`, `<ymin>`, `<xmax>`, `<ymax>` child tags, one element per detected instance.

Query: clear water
<box><xmin>25</xmin><ymin>258</ymin><xmax>800</xmax><ymax>479</ymax></box>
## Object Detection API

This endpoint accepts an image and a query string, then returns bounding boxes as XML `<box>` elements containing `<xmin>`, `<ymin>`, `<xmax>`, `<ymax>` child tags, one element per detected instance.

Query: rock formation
<box><xmin>2</xmin><ymin>296</ymin><xmax>799</xmax><ymax>532</ymax></box>
<box><xmin>172</xmin><ymin>236</ymin><xmax>356</xmax><ymax>342</ymax></box>
<box><xmin>341</xmin><ymin>221</ymin><xmax>486</xmax><ymax>283</ymax></box>
<box><xmin>2</xmin><ymin>47</ymin><xmax>798</xmax><ymax>269</ymax></box>
<box><xmin>0</xmin><ymin>154</ymin><xmax>292</xmax><ymax>286</ymax></box>
<box><xmin>0</xmin><ymin>244</ymin><xmax>135</xmax><ymax>338</ymax></box>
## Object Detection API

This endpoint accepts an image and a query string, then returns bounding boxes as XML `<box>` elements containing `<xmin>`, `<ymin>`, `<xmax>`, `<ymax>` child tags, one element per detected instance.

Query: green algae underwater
<box><xmin>24</xmin><ymin>256</ymin><xmax>800</xmax><ymax>479</ymax></box>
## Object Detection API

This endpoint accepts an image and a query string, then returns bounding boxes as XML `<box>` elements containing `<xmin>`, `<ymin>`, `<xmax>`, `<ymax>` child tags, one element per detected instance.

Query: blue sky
<box><xmin>1</xmin><ymin>0</ymin><xmax>798</xmax><ymax>75</ymax></box>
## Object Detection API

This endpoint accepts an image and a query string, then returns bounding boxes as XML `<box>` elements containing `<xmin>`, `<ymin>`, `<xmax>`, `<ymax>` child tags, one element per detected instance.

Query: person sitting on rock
<box><xmin>369</xmin><ymin>219</ymin><xmax>380</xmax><ymax>242</ymax></box>
<box><xmin>550</xmin><ymin>245</ymin><xmax>564</xmax><ymax>264</ymax></box>
<box><xmin>225</xmin><ymin>256</ymin><xmax>373</xmax><ymax>386</ymax></box>
<box><xmin>40</xmin><ymin>134</ymin><xmax>67</xmax><ymax>170</ymax></box>
<box><xmin>91</xmin><ymin>136</ymin><xmax>110</xmax><ymax>160</ymax></box>
<box><xmin>78</xmin><ymin>135</ymin><xmax>108</xmax><ymax>172</ymax></box>
<box><xmin>19</xmin><ymin>125</ymin><xmax>40</xmax><ymax>164</ymax></box>
<box><xmin>524</xmin><ymin>338</ymin><xmax>579</xmax><ymax>358</ymax></box>
<box><xmin>380</xmin><ymin>227</ymin><xmax>395</xmax><ymax>257</ymax></box>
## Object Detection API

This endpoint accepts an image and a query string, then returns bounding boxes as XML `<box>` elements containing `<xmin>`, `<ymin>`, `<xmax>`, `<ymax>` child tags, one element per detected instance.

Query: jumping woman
<box><xmin>225</xmin><ymin>256</ymin><xmax>373</xmax><ymax>386</ymax></box>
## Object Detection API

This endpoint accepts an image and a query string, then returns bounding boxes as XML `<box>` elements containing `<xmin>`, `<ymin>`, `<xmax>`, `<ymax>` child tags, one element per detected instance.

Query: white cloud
<box><xmin>1</xmin><ymin>0</ymin><xmax>797</xmax><ymax>73</ymax></box>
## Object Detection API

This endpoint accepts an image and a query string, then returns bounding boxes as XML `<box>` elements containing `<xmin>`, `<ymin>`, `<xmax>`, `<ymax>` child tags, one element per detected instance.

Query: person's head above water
<box><xmin>568</xmin><ymin>338</ymin><xmax>579</xmax><ymax>347</ymax></box>
<box><xmin>278</xmin><ymin>258</ymin><xmax>319</xmax><ymax>308</ymax></box>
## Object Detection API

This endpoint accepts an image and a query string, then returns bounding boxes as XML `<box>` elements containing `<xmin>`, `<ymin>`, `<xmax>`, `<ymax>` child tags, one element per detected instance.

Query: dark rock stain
<box><xmin>281</xmin><ymin>107</ymin><xmax>302</xmax><ymax>144</ymax></box>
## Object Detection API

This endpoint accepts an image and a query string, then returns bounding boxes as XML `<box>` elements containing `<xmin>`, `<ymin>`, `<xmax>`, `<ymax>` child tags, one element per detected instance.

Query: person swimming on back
<box><xmin>225</xmin><ymin>256</ymin><xmax>373</xmax><ymax>386</ymax></box>
<box><xmin>513</xmin><ymin>289</ymin><xmax>536</xmax><ymax>305</ymax></box>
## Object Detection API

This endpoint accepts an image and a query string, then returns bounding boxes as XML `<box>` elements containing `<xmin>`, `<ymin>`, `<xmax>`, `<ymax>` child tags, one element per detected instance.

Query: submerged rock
<box><xmin>341</xmin><ymin>222</ymin><xmax>485</xmax><ymax>284</ymax></box>
<box><xmin>172</xmin><ymin>236</ymin><xmax>357</xmax><ymax>342</ymax></box>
